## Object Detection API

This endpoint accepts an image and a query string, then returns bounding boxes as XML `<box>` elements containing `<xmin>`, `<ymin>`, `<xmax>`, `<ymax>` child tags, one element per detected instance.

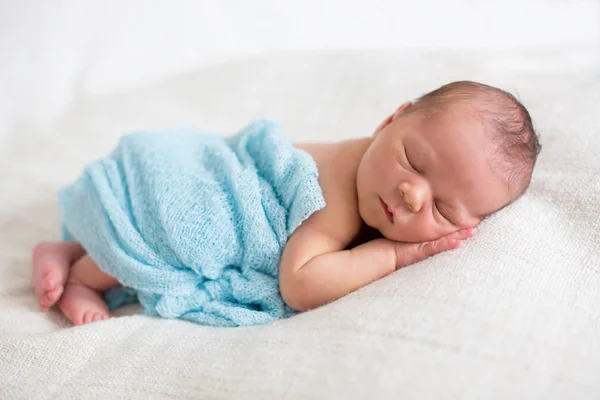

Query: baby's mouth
<box><xmin>379</xmin><ymin>197</ymin><xmax>394</xmax><ymax>224</ymax></box>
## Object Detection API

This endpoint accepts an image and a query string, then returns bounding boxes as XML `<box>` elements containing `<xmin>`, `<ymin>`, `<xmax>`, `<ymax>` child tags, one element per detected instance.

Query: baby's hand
<box><xmin>393</xmin><ymin>228</ymin><xmax>473</xmax><ymax>270</ymax></box>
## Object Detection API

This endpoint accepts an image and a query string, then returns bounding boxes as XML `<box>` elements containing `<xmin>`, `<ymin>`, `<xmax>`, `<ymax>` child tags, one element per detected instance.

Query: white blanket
<box><xmin>1</xmin><ymin>1</ymin><xmax>599</xmax><ymax>399</ymax></box>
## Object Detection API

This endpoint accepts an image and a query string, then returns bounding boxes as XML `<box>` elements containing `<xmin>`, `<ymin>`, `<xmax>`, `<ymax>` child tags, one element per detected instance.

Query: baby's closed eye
<box><xmin>404</xmin><ymin>148</ymin><xmax>420</xmax><ymax>173</ymax></box>
<box><xmin>433</xmin><ymin>200</ymin><xmax>455</xmax><ymax>226</ymax></box>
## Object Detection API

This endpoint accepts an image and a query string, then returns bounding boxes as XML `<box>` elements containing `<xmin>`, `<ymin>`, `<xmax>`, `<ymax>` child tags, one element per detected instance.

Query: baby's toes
<box><xmin>42</xmin><ymin>272</ymin><xmax>58</xmax><ymax>291</ymax></box>
<box><xmin>92</xmin><ymin>313</ymin><xmax>105</xmax><ymax>322</ymax></box>
<box><xmin>74</xmin><ymin>311</ymin><xmax>91</xmax><ymax>325</ymax></box>
<box><xmin>40</xmin><ymin>293</ymin><xmax>52</xmax><ymax>310</ymax></box>
<box><xmin>72</xmin><ymin>314</ymin><xmax>85</xmax><ymax>325</ymax></box>
<box><xmin>82</xmin><ymin>311</ymin><xmax>95</xmax><ymax>325</ymax></box>
<box><xmin>40</xmin><ymin>287</ymin><xmax>61</xmax><ymax>309</ymax></box>
<box><xmin>46</xmin><ymin>287</ymin><xmax>62</xmax><ymax>303</ymax></box>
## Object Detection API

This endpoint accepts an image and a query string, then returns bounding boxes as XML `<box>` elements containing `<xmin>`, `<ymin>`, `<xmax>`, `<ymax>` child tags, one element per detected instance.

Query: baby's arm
<box><xmin>279</xmin><ymin>223</ymin><xmax>472</xmax><ymax>311</ymax></box>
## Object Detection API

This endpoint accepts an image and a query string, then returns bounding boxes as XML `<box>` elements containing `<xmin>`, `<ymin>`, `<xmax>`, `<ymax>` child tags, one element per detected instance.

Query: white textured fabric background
<box><xmin>1</xmin><ymin>1</ymin><xmax>599</xmax><ymax>399</ymax></box>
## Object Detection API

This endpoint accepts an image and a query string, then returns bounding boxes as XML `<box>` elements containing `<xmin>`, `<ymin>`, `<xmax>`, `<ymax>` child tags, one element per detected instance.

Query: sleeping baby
<box><xmin>31</xmin><ymin>81</ymin><xmax>541</xmax><ymax>327</ymax></box>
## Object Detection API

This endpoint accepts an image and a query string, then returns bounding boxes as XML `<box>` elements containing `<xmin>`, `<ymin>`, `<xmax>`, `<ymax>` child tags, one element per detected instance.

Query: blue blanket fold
<box><xmin>59</xmin><ymin>119</ymin><xmax>326</xmax><ymax>327</ymax></box>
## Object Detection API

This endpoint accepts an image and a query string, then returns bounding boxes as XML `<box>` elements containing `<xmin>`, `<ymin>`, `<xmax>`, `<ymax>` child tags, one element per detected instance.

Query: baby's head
<box><xmin>356</xmin><ymin>80</ymin><xmax>541</xmax><ymax>243</ymax></box>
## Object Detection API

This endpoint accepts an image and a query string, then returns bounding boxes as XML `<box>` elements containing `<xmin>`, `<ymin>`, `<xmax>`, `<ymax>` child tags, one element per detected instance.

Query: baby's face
<box><xmin>356</xmin><ymin>102</ymin><xmax>514</xmax><ymax>243</ymax></box>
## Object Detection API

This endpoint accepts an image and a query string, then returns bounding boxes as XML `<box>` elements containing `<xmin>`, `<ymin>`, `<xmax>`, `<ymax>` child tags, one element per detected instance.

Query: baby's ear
<box><xmin>373</xmin><ymin>114</ymin><xmax>394</xmax><ymax>135</ymax></box>
<box><xmin>374</xmin><ymin>102</ymin><xmax>413</xmax><ymax>135</ymax></box>
<box><xmin>392</xmin><ymin>102</ymin><xmax>413</xmax><ymax>121</ymax></box>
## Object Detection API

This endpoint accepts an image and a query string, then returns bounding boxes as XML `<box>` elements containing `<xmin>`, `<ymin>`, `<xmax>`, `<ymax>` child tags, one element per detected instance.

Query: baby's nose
<box><xmin>399</xmin><ymin>182</ymin><xmax>425</xmax><ymax>213</ymax></box>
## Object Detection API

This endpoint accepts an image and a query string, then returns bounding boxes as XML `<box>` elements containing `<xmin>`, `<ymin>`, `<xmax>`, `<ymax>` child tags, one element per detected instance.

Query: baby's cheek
<box><xmin>422</xmin><ymin>220</ymin><xmax>459</xmax><ymax>242</ymax></box>
<box><xmin>392</xmin><ymin>219</ymin><xmax>439</xmax><ymax>243</ymax></box>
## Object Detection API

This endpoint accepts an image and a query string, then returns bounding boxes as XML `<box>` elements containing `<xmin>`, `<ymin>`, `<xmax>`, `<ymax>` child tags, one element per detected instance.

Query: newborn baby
<box><xmin>32</xmin><ymin>80</ymin><xmax>541</xmax><ymax>326</ymax></box>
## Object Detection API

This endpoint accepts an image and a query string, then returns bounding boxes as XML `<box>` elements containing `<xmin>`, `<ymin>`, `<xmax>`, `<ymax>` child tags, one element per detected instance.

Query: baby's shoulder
<box><xmin>297</xmin><ymin>195</ymin><xmax>362</xmax><ymax>248</ymax></box>
<box><xmin>303</xmin><ymin>177</ymin><xmax>362</xmax><ymax>247</ymax></box>
<box><xmin>292</xmin><ymin>141</ymin><xmax>363</xmax><ymax>246</ymax></box>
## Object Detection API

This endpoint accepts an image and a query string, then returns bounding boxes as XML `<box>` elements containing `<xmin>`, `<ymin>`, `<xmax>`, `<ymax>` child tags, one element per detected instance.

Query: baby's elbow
<box><xmin>279</xmin><ymin>271</ymin><xmax>313</xmax><ymax>312</ymax></box>
<box><xmin>282</xmin><ymin>292</ymin><xmax>309</xmax><ymax>312</ymax></box>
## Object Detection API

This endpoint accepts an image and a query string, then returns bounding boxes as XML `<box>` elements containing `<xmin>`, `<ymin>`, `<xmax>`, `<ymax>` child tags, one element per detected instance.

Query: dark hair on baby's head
<box><xmin>409</xmin><ymin>80</ymin><xmax>541</xmax><ymax>198</ymax></box>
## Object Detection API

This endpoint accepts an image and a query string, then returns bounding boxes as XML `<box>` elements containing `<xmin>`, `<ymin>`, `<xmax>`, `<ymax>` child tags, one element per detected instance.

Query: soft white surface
<box><xmin>1</xmin><ymin>1</ymin><xmax>600</xmax><ymax>399</ymax></box>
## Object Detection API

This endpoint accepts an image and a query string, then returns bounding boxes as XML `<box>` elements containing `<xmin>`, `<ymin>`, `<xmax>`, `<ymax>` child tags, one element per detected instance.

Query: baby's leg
<box><xmin>58</xmin><ymin>255</ymin><xmax>120</xmax><ymax>325</ymax></box>
<box><xmin>32</xmin><ymin>241</ymin><xmax>86</xmax><ymax>311</ymax></box>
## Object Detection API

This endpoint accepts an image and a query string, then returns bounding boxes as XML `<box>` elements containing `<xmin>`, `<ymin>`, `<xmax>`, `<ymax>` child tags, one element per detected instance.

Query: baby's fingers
<box><xmin>394</xmin><ymin>230</ymin><xmax>473</xmax><ymax>270</ymax></box>
<box><xmin>418</xmin><ymin>236</ymin><xmax>462</xmax><ymax>257</ymax></box>
<box><xmin>445</xmin><ymin>228</ymin><xmax>474</xmax><ymax>241</ymax></box>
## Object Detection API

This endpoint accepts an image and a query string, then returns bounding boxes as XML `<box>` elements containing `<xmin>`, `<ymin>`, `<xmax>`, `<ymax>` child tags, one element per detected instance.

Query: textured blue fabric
<box><xmin>59</xmin><ymin>120</ymin><xmax>325</xmax><ymax>327</ymax></box>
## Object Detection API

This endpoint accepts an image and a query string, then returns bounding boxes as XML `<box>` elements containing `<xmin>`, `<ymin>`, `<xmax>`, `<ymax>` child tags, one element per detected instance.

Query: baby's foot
<box><xmin>32</xmin><ymin>242</ymin><xmax>84</xmax><ymax>311</ymax></box>
<box><xmin>57</xmin><ymin>282</ymin><xmax>113</xmax><ymax>325</ymax></box>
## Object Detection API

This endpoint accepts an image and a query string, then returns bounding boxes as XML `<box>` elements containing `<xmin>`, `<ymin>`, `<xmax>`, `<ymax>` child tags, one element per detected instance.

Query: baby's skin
<box><xmin>32</xmin><ymin>100</ymin><xmax>517</xmax><ymax>325</ymax></box>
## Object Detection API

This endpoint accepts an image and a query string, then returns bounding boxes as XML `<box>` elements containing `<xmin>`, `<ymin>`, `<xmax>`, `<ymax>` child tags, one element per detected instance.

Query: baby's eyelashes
<box><xmin>433</xmin><ymin>201</ymin><xmax>458</xmax><ymax>226</ymax></box>
<box><xmin>433</xmin><ymin>200</ymin><xmax>446</xmax><ymax>218</ymax></box>
<box><xmin>404</xmin><ymin>148</ymin><xmax>419</xmax><ymax>173</ymax></box>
